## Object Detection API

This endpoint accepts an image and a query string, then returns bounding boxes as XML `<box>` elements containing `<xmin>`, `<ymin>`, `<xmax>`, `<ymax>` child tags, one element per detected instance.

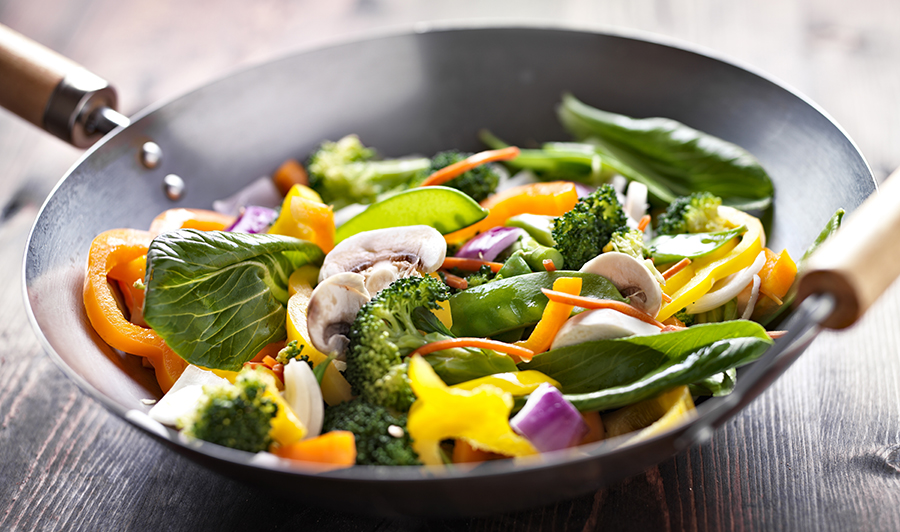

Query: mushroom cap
<box><xmin>318</xmin><ymin>225</ymin><xmax>446</xmax><ymax>294</ymax></box>
<box><xmin>306</xmin><ymin>272</ymin><xmax>371</xmax><ymax>358</ymax></box>
<box><xmin>550</xmin><ymin>308</ymin><xmax>661</xmax><ymax>350</ymax></box>
<box><xmin>579</xmin><ymin>251</ymin><xmax>663</xmax><ymax>318</ymax></box>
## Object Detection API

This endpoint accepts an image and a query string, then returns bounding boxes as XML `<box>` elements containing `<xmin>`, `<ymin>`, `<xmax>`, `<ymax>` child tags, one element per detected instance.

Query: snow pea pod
<box><xmin>646</xmin><ymin>226</ymin><xmax>746</xmax><ymax>265</ymax></box>
<box><xmin>448</xmin><ymin>271</ymin><xmax>625</xmax><ymax>338</ymax></box>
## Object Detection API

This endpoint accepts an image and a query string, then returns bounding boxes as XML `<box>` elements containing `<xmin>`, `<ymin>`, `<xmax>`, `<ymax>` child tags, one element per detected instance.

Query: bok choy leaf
<box><xmin>143</xmin><ymin>229</ymin><xmax>324</xmax><ymax>371</ymax></box>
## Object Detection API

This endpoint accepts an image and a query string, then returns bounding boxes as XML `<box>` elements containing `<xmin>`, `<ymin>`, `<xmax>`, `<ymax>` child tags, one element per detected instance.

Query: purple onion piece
<box><xmin>226</xmin><ymin>206</ymin><xmax>279</xmax><ymax>234</ymax></box>
<box><xmin>510</xmin><ymin>383</ymin><xmax>589</xmax><ymax>453</ymax></box>
<box><xmin>573</xmin><ymin>182</ymin><xmax>596</xmax><ymax>198</ymax></box>
<box><xmin>455</xmin><ymin>226</ymin><xmax>525</xmax><ymax>262</ymax></box>
<box><xmin>212</xmin><ymin>176</ymin><xmax>283</xmax><ymax>216</ymax></box>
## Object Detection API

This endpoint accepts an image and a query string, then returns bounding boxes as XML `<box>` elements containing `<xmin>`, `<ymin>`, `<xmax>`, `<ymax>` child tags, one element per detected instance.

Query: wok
<box><xmin>7</xmin><ymin>23</ymin><xmax>897</xmax><ymax>516</ymax></box>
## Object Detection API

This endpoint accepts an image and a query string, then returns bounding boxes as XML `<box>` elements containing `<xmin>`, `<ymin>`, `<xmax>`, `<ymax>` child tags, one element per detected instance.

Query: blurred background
<box><xmin>2</xmin><ymin>1</ymin><xmax>900</xmax><ymax>530</ymax></box>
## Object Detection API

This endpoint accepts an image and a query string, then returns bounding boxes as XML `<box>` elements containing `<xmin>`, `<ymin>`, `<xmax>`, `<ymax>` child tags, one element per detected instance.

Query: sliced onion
<box><xmin>213</xmin><ymin>176</ymin><xmax>283</xmax><ymax>216</ymax></box>
<box><xmin>456</xmin><ymin>226</ymin><xmax>524</xmax><ymax>262</ymax></box>
<box><xmin>686</xmin><ymin>251</ymin><xmax>767</xmax><ymax>314</ymax></box>
<box><xmin>510</xmin><ymin>383</ymin><xmax>588</xmax><ymax>452</ymax></box>
<box><xmin>148</xmin><ymin>365</ymin><xmax>228</xmax><ymax>427</ymax></box>
<box><xmin>741</xmin><ymin>274</ymin><xmax>762</xmax><ymax>320</ymax></box>
<box><xmin>573</xmin><ymin>182</ymin><xmax>595</xmax><ymax>198</ymax></box>
<box><xmin>283</xmin><ymin>360</ymin><xmax>324</xmax><ymax>439</ymax></box>
<box><xmin>623</xmin><ymin>181</ymin><xmax>649</xmax><ymax>225</ymax></box>
<box><xmin>226</xmin><ymin>206</ymin><xmax>279</xmax><ymax>234</ymax></box>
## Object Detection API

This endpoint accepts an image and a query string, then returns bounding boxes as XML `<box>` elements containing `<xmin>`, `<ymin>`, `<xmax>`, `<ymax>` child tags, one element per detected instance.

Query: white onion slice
<box><xmin>685</xmin><ymin>251</ymin><xmax>767</xmax><ymax>314</ymax></box>
<box><xmin>624</xmin><ymin>181</ymin><xmax>649</xmax><ymax>225</ymax></box>
<box><xmin>148</xmin><ymin>365</ymin><xmax>228</xmax><ymax>426</ymax></box>
<box><xmin>741</xmin><ymin>274</ymin><xmax>762</xmax><ymax>320</ymax></box>
<box><xmin>283</xmin><ymin>360</ymin><xmax>324</xmax><ymax>439</ymax></box>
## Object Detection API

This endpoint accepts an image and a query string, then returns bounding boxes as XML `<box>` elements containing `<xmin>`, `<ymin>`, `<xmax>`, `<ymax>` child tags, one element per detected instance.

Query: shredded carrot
<box><xmin>660</xmin><ymin>324</ymin><xmax>687</xmax><ymax>333</ymax></box>
<box><xmin>262</xmin><ymin>355</ymin><xmax>278</xmax><ymax>369</ymax></box>
<box><xmin>420</xmin><ymin>147</ymin><xmax>520</xmax><ymax>187</ymax></box>
<box><xmin>637</xmin><ymin>214</ymin><xmax>651</xmax><ymax>232</ymax></box>
<box><xmin>662</xmin><ymin>258</ymin><xmax>692</xmax><ymax>280</ymax></box>
<box><xmin>515</xmin><ymin>277</ymin><xmax>582</xmax><ymax>357</ymax></box>
<box><xmin>441</xmin><ymin>271</ymin><xmax>468</xmax><ymax>290</ymax></box>
<box><xmin>441</xmin><ymin>257</ymin><xmax>504</xmax><ymax>273</ymax></box>
<box><xmin>542</xmin><ymin>259</ymin><xmax>557</xmax><ymax>272</ymax></box>
<box><xmin>410</xmin><ymin>338</ymin><xmax>535</xmax><ymax>360</ymax></box>
<box><xmin>541</xmin><ymin>289</ymin><xmax>665</xmax><ymax>329</ymax></box>
<box><xmin>661</xmin><ymin>292</ymin><xmax>672</xmax><ymax>303</ymax></box>
<box><xmin>767</xmin><ymin>330</ymin><xmax>787</xmax><ymax>339</ymax></box>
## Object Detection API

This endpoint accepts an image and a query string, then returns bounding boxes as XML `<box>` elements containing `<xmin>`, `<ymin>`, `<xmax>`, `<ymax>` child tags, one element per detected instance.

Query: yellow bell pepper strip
<box><xmin>758</xmin><ymin>248</ymin><xmax>798</xmax><ymax>304</ymax></box>
<box><xmin>272</xmin><ymin>430</ymin><xmax>357</xmax><ymax>470</ymax></box>
<box><xmin>83</xmin><ymin>229</ymin><xmax>186</xmax><ymax>392</ymax></box>
<box><xmin>285</xmin><ymin>268</ymin><xmax>353</xmax><ymax>406</ymax></box>
<box><xmin>267</xmin><ymin>184</ymin><xmax>335</xmax><ymax>253</ymax></box>
<box><xmin>444</xmin><ymin>181</ymin><xmax>580</xmax><ymax>245</ymax></box>
<box><xmin>515</xmin><ymin>277</ymin><xmax>582</xmax><ymax>356</ymax></box>
<box><xmin>265</xmin><ymin>388</ymin><xmax>306</xmax><ymax>446</ymax></box>
<box><xmin>419</xmin><ymin>146</ymin><xmax>521</xmax><ymax>187</ymax></box>
<box><xmin>451</xmin><ymin>371</ymin><xmax>560</xmax><ymax>396</ymax></box>
<box><xmin>602</xmin><ymin>385</ymin><xmax>696</xmax><ymax>443</ymax></box>
<box><xmin>406</xmin><ymin>355</ymin><xmax>537</xmax><ymax>465</ymax></box>
<box><xmin>148</xmin><ymin>208</ymin><xmax>236</xmax><ymax>235</ymax></box>
<box><xmin>657</xmin><ymin>206</ymin><xmax>765</xmax><ymax>321</ymax></box>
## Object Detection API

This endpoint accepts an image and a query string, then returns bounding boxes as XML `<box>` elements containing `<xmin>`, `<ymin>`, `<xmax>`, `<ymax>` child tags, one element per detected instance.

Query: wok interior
<box><xmin>23</xmin><ymin>27</ymin><xmax>872</xmax><ymax>512</ymax></box>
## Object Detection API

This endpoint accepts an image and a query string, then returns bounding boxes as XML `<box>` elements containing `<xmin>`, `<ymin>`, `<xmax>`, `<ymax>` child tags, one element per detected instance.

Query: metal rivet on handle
<box><xmin>140</xmin><ymin>141</ymin><xmax>162</xmax><ymax>169</ymax></box>
<box><xmin>163</xmin><ymin>174</ymin><xmax>185</xmax><ymax>201</ymax></box>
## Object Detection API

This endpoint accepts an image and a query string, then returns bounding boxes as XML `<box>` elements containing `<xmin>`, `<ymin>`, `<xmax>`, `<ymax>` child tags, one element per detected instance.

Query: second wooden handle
<box><xmin>797</xmin><ymin>168</ymin><xmax>900</xmax><ymax>329</ymax></box>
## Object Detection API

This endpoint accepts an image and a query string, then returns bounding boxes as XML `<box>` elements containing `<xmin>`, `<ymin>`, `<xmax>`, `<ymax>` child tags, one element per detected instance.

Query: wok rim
<box><xmin>21</xmin><ymin>21</ymin><xmax>875</xmax><ymax>487</ymax></box>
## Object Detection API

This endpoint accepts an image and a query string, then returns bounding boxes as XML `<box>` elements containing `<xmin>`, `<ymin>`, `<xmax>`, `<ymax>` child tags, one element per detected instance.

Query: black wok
<box><xmin>11</xmin><ymin>24</ymin><xmax>892</xmax><ymax>516</ymax></box>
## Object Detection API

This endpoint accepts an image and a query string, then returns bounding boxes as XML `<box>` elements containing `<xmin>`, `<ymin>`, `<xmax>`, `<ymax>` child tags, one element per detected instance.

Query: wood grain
<box><xmin>2</xmin><ymin>0</ymin><xmax>900</xmax><ymax>530</ymax></box>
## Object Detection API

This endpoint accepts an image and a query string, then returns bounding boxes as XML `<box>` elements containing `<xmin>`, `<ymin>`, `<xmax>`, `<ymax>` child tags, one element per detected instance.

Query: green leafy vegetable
<box><xmin>334</xmin><ymin>186</ymin><xmax>488</xmax><ymax>243</ymax></box>
<box><xmin>557</xmin><ymin>94</ymin><xmax>775</xmax><ymax>209</ymax></box>
<box><xmin>647</xmin><ymin>226</ymin><xmax>746</xmax><ymax>264</ymax></box>
<box><xmin>690</xmin><ymin>368</ymin><xmax>737</xmax><ymax>398</ymax></box>
<box><xmin>525</xmin><ymin>321</ymin><xmax>771</xmax><ymax>411</ymax></box>
<box><xmin>143</xmin><ymin>229</ymin><xmax>324</xmax><ymax>371</ymax></box>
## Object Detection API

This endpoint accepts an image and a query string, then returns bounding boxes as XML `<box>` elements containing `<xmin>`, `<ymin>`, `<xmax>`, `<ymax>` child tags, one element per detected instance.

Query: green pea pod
<box><xmin>495</xmin><ymin>251</ymin><xmax>531</xmax><ymax>279</ymax></box>
<box><xmin>449</xmin><ymin>271</ymin><xmax>625</xmax><ymax>338</ymax></box>
<box><xmin>506</xmin><ymin>214</ymin><xmax>557</xmax><ymax>247</ymax></box>
<box><xmin>646</xmin><ymin>226</ymin><xmax>746</xmax><ymax>264</ymax></box>
<box><xmin>335</xmin><ymin>186</ymin><xmax>488</xmax><ymax>243</ymax></box>
<box><xmin>508</xmin><ymin>234</ymin><xmax>564</xmax><ymax>271</ymax></box>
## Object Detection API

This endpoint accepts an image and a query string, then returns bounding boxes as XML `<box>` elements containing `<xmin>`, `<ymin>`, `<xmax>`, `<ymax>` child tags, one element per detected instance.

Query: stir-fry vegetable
<box><xmin>80</xmin><ymin>95</ymin><xmax>844</xmax><ymax>468</ymax></box>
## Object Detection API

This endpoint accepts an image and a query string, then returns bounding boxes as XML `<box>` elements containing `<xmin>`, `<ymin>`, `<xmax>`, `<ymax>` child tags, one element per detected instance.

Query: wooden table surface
<box><xmin>3</xmin><ymin>0</ymin><xmax>900</xmax><ymax>530</ymax></box>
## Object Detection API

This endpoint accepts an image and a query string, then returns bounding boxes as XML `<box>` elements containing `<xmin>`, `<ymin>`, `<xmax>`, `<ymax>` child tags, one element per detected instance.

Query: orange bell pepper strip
<box><xmin>149</xmin><ymin>208</ymin><xmax>236</xmax><ymax>235</ymax></box>
<box><xmin>272</xmin><ymin>430</ymin><xmax>357</xmax><ymax>470</ymax></box>
<box><xmin>758</xmin><ymin>248</ymin><xmax>797</xmax><ymax>304</ymax></box>
<box><xmin>515</xmin><ymin>277</ymin><xmax>583</xmax><ymax>357</ymax></box>
<box><xmin>107</xmin><ymin>254</ymin><xmax>148</xmax><ymax>326</ymax></box>
<box><xmin>444</xmin><ymin>181</ymin><xmax>579</xmax><ymax>244</ymax></box>
<box><xmin>83</xmin><ymin>229</ymin><xmax>186</xmax><ymax>391</ymax></box>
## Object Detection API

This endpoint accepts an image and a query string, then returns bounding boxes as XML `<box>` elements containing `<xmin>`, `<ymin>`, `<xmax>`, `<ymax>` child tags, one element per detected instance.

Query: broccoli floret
<box><xmin>322</xmin><ymin>399</ymin><xmax>421</xmax><ymax>466</ymax></box>
<box><xmin>429</xmin><ymin>150</ymin><xmax>500</xmax><ymax>202</ymax></box>
<box><xmin>307</xmin><ymin>135</ymin><xmax>431</xmax><ymax>209</ymax></box>
<box><xmin>275</xmin><ymin>340</ymin><xmax>309</xmax><ymax>366</ymax></box>
<box><xmin>551</xmin><ymin>184</ymin><xmax>628</xmax><ymax>270</ymax></box>
<box><xmin>656</xmin><ymin>191</ymin><xmax>728</xmax><ymax>235</ymax></box>
<box><xmin>345</xmin><ymin>276</ymin><xmax>452</xmax><ymax>411</ymax></box>
<box><xmin>180</xmin><ymin>367</ymin><xmax>278</xmax><ymax>453</ymax></box>
<box><xmin>603</xmin><ymin>228</ymin><xmax>647</xmax><ymax>260</ymax></box>
<box><xmin>674</xmin><ymin>309</ymin><xmax>696</xmax><ymax>327</ymax></box>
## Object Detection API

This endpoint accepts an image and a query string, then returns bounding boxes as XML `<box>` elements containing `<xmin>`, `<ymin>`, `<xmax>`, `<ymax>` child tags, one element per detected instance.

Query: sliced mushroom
<box><xmin>580</xmin><ymin>251</ymin><xmax>663</xmax><ymax>318</ymax></box>
<box><xmin>306</xmin><ymin>272</ymin><xmax>371</xmax><ymax>358</ymax></box>
<box><xmin>319</xmin><ymin>225</ymin><xmax>446</xmax><ymax>294</ymax></box>
<box><xmin>550</xmin><ymin>308</ymin><xmax>661</xmax><ymax>350</ymax></box>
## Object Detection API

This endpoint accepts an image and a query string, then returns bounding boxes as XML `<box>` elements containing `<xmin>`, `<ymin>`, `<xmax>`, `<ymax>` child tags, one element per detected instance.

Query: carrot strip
<box><xmin>410</xmin><ymin>338</ymin><xmax>535</xmax><ymax>360</ymax></box>
<box><xmin>262</xmin><ymin>355</ymin><xmax>278</xmax><ymax>369</ymax></box>
<box><xmin>759</xmin><ymin>286</ymin><xmax>784</xmax><ymax>306</ymax></box>
<box><xmin>542</xmin><ymin>259</ymin><xmax>557</xmax><ymax>272</ymax></box>
<box><xmin>662</xmin><ymin>258</ymin><xmax>692</xmax><ymax>280</ymax></box>
<box><xmin>272</xmin><ymin>159</ymin><xmax>309</xmax><ymax>196</ymax></box>
<box><xmin>441</xmin><ymin>257</ymin><xmax>504</xmax><ymax>273</ymax></box>
<box><xmin>515</xmin><ymin>277</ymin><xmax>582</xmax><ymax>357</ymax></box>
<box><xmin>661</xmin><ymin>292</ymin><xmax>672</xmax><ymax>303</ymax></box>
<box><xmin>767</xmin><ymin>330</ymin><xmax>787</xmax><ymax>339</ymax></box>
<box><xmin>541</xmin><ymin>289</ymin><xmax>665</xmax><ymax>329</ymax></box>
<box><xmin>441</xmin><ymin>271</ymin><xmax>468</xmax><ymax>290</ymax></box>
<box><xmin>637</xmin><ymin>215</ymin><xmax>651</xmax><ymax>232</ymax></box>
<box><xmin>420</xmin><ymin>147</ymin><xmax>520</xmax><ymax>187</ymax></box>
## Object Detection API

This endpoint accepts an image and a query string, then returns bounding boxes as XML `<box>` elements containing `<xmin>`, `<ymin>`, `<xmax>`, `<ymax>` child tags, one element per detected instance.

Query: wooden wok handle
<box><xmin>797</xmin><ymin>168</ymin><xmax>900</xmax><ymax>329</ymax></box>
<box><xmin>0</xmin><ymin>24</ymin><xmax>126</xmax><ymax>147</ymax></box>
